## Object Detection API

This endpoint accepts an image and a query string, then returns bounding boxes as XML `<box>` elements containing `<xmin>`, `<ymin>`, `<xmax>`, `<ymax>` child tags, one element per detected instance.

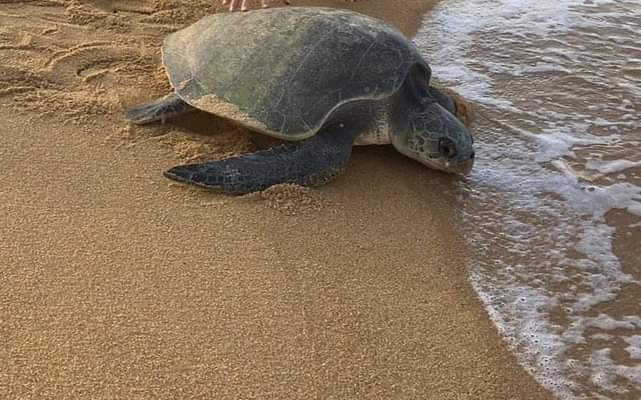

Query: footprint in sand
<box><xmin>43</xmin><ymin>41</ymin><xmax>147</xmax><ymax>83</ymax></box>
<box><xmin>81</xmin><ymin>0</ymin><xmax>154</xmax><ymax>14</ymax></box>
<box><xmin>76</xmin><ymin>0</ymin><xmax>216</xmax><ymax>27</ymax></box>
<box><xmin>0</xmin><ymin>1</ymin><xmax>237</xmax><ymax>134</ymax></box>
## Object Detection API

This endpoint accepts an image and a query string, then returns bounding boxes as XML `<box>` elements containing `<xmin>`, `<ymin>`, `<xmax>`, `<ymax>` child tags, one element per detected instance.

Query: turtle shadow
<box><xmin>169</xmin><ymin>109</ymin><xmax>234</xmax><ymax>135</ymax></box>
<box><xmin>345</xmin><ymin>146</ymin><xmax>462</xmax><ymax>191</ymax></box>
<box><xmin>168</xmin><ymin>109</ymin><xmax>292</xmax><ymax>149</ymax></box>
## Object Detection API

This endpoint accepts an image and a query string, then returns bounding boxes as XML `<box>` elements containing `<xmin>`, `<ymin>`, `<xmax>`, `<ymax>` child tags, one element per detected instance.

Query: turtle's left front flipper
<box><xmin>164</xmin><ymin>126</ymin><xmax>356</xmax><ymax>195</ymax></box>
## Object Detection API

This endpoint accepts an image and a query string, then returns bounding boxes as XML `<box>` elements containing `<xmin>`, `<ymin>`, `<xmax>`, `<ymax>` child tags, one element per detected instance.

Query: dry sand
<box><xmin>1</xmin><ymin>1</ymin><xmax>553</xmax><ymax>398</ymax></box>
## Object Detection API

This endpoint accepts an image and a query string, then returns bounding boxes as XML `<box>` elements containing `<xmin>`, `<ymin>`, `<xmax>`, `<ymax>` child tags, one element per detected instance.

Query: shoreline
<box><xmin>0</xmin><ymin>1</ymin><xmax>554</xmax><ymax>398</ymax></box>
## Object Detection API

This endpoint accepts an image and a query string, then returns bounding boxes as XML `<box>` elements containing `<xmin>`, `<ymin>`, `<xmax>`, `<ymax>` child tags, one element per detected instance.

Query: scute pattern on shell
<box><xmin>160</xmin><ymin>7</ymin><xmax>431</xmax><ymax>140</ymax></box>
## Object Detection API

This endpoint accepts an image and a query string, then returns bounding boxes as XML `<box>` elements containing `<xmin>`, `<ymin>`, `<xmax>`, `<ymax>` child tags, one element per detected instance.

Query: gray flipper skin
<box><xmin>165</xmin><ymin>125</ymin><xmax>356</xmax><ymax>195</ymax></box>
<box><xmin>428</xmin><ymin>86</ymin><xmax>457</xmax><ymax>116</ymax></box>
<box><xmin>127</xmin><ymin>93</ymin><xmax>194</xmax><ymax>125</ymax></box>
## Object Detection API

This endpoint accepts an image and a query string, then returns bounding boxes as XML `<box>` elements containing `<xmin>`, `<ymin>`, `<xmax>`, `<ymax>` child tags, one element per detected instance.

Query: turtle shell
<box><xmin>161</xmin><ymin>7</ymin><xmax>431</xmax><ymax>140</ymax></box>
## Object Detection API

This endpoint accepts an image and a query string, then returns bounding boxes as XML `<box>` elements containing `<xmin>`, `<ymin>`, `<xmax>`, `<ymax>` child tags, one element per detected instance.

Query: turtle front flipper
<box><xmin>428</xmin><ymin>85</ymin><xmax>475</xmax><ymax>127</ymax></box>
<box><xmin>126</xmin><ymin>93</ymin><xmax>194</xmax><ymax>125</ymax></box>
<box><xmin>164</xmin><ymin>126</ymin><xmax>356</xmax><ymax>195</ymax></box>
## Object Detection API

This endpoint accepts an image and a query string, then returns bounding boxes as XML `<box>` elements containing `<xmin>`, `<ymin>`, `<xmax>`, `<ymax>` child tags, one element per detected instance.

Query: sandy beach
<box><xmin>1</xmin><ymin>1</ymin><xmax>553</xmax><ymax>398</ymax></box>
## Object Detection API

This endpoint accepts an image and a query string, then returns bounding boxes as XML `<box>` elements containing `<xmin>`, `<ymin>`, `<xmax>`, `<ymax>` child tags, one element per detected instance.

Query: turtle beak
<box><xmin>421</xmin><ymin>155</ymin><xmax>474</xmax><ymax>176</ymax></box>
<box><xmin>448</xmin><ymin>157</ymin><xmax>474</xmax><ymax>175</ymax></box>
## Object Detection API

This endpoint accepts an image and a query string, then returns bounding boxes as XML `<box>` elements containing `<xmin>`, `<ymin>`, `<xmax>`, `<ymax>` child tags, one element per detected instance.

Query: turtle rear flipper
<box><xmin>127</xmin><ymin>93</ymin><xmax>194</xmax><ymax>125</ymax></box>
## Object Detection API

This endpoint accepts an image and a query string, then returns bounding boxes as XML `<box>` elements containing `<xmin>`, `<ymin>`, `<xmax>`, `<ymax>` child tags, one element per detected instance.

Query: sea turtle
<box><xmin>127</xmin><ymin>7</ymin><xmax>475</xmax><ymax>195</ymax></box>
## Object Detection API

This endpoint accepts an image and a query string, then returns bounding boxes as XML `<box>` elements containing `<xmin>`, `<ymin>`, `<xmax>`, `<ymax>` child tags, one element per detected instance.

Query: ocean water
<box><xmin>414</xmin><ymin>0</ymin><xmax>641</xmax><ymax>398</ymax></box>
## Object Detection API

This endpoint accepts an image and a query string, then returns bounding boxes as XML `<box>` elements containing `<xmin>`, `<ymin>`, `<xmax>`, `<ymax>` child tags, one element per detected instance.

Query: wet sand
<box><xmin>0</xmin><ymin>1</ymin><xmax>553</xmax><ymax>398</ymax></box>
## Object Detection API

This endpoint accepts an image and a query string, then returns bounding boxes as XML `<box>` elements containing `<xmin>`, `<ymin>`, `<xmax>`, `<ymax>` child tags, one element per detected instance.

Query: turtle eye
<box><xmin>438</xmin><ymin>138</ymin><xmax>458</xmax><ymax>159</ymax></box>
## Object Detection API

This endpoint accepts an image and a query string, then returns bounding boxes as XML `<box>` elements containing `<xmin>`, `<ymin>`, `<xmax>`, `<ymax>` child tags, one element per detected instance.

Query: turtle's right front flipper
<box><xmin>164</xmin><ymin>125</ymin><xmax>357</xmax><ymax>195</ymax></box>
<box><xmin>126</xmin><ymin>93</ymin><xmax>194</xmax><ymax>125</ymax></box>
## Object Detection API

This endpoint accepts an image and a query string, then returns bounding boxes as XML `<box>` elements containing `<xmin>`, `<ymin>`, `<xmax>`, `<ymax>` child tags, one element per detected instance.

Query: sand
<box><xmin>0</xmin><ymin>1</ymin><xmax>554</xmax><ymax>398</ymax></box>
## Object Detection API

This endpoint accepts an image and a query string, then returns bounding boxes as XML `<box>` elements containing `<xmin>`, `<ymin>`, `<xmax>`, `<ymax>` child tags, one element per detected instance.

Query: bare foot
<box><xmin>222</xmin><ymin>0</ymin><xmax>365</xmax><ymax>12</ymax></box>
<box><xmin>222</xmin><ymin>0</ymin><xmax>289</xmax><ymax>12</ymax></box>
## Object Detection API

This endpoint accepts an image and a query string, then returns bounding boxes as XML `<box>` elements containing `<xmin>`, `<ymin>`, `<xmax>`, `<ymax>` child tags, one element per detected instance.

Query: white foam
<box><xmin>624</xmin><ymin>336</ymin><xmax>641</xmax><ymax>360</ymax></box>
<box><xmin>558</xmin><ymin>182</ymin><xmax>641</xmax><ymax>219</ymax></box>
<box><xmin>586</xmin><ymin>315</ymin><xmax>641</xmax><ymax>331</ymax></box>
<box><xmin>586</xmin><ymin>159</ymin><xmax>641</xmax><ymax>175</ymax></box>
<box><xmin>485</xmin><ymin>61</ymin><xmax>573</xmax><ymax>76</ymax></box>
<box><xmin>592</xmin><ymin>117</ymin><xmax>639</xmax><ymax>128</ymax></box>
<box><xmin>525</xmin><ymin>128</ymin><xmax>618</xmax><ymax>163</ymax></box>
<box><xmin>628</xmin><ymin>202</ymin><xmax>641</xmax><ymax>217</ymax></box>
<box><xmin>590</xmin><ymin>348</ymin><xmax>641</xmax><ymax>396</ymax></box>
<box><xmin>469</xmin><ymin>271</ymin><xmax>578</xmax><ymax>399</ymax></box>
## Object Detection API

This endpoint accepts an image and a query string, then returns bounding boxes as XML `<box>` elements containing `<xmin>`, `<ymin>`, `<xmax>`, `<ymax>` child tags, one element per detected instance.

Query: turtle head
<box><xmin>392</xmin><ymin>94</ymin><xmax>475</xmax><ymax>175</ymax></box>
